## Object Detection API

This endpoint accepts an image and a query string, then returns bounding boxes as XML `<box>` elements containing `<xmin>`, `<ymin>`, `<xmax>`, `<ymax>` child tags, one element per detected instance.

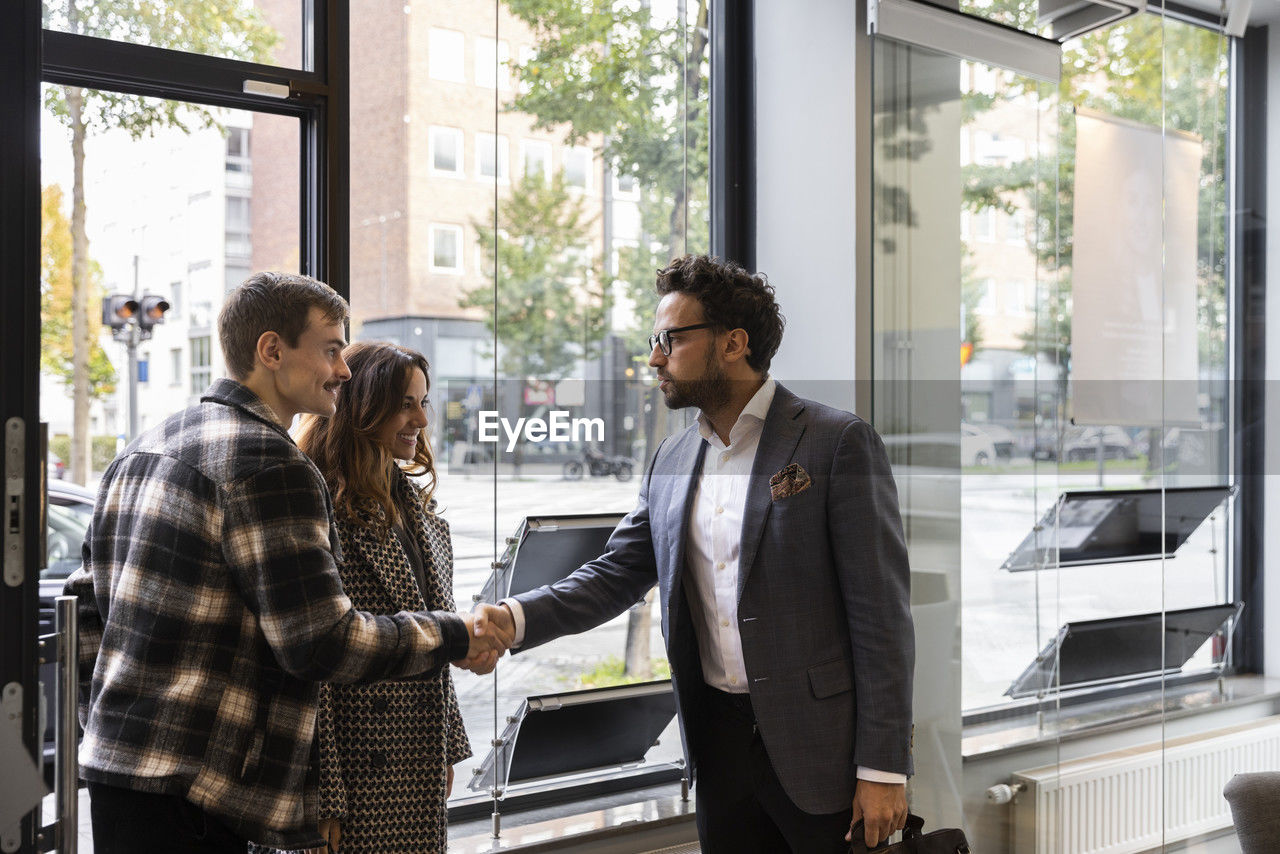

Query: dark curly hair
<box><xmin>655</xmin><ymin>255</ymin><xmax>785</xmax><ymax>373</ymax></box>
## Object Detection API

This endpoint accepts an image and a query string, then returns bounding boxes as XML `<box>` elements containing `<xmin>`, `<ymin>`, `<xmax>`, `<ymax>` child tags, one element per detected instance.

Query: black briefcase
<box><xmin>848</xmin><ymin>813</ymin><xmax>971</xmax><ymax>854</ymax></box>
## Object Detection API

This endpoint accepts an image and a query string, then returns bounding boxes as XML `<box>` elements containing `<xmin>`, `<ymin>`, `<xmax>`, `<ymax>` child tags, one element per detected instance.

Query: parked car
<box><xmin>963</xmin><ymin>421</ymin><xmax>1016</xmax><ymax>459</ymax></box>
<box><xmin>1060</xmin><ymin>426</ymin><xmax>1138</xmax><ymax>461</ymax></box>
<box><xmin>960</xmin><ymin>423</ymin><xmax>997</xmax><ymax>466</ymax></box>
<box><xmin>1033</xmin><ymin>425</ymin><xmax>1138</xmax><ymax>462</ymax></box>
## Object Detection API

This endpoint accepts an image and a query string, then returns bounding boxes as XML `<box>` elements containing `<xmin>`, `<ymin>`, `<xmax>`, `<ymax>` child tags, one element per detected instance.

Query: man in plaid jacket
<box><xmin>65</xmin><ymin>272</ymin><xmax>509</xmax><ymax>852</ymax></box>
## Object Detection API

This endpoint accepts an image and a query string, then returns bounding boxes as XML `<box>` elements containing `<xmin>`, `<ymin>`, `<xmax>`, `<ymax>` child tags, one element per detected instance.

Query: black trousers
<box><xmin>88</xmin><ymin>780</ymin><xmax>247</xmax><ymax>853</ymax></box>
<box><xmin>693</xmin><ymin>686</ymin><xmax>853</xmax><ymax>854</ymax></box>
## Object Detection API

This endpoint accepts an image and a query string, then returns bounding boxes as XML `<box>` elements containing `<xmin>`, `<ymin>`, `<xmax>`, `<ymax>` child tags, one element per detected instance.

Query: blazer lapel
<box><xmin>663</xmin><ymin>428</ymin><xmax>708</xmax><ymax>606</ymax></box>
<box><xmin>737</xmin><ymin>386</ymin><xmax>806</xmax><ymax>601</ymax></box>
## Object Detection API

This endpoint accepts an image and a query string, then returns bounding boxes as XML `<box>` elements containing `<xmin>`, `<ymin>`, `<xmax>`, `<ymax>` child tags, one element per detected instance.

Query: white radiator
<box><xmin>1011</xmin><ymin>716</ymin><xmax>1280</xmax><ymax>853</ymax></box>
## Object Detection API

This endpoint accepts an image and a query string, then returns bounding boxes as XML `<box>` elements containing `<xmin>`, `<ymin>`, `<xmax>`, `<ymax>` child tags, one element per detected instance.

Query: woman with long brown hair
<box><xmin>293</xmin><ymin>341</ymin><xmax>472</xmax><ymax>853</ymax></box>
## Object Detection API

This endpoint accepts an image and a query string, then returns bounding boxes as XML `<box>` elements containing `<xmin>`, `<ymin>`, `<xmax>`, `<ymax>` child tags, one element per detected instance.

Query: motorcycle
<box><xmin>563</xmin><ymin>446</ymin><xmax>634</xmax><ymax>481</ymax></box>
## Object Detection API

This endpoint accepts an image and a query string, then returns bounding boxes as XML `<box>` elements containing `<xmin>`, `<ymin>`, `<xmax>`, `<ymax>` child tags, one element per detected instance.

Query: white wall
<box><xmin>753</xmin><ymin>0</ymin><xmax>860</xmax><ymax>411</ymax></box>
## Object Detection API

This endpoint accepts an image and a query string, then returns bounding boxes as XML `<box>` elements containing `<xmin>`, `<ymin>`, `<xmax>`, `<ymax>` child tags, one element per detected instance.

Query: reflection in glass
<box><xmin>42</xmin><ymin>0</ymin><xmax>293</xmax><ymax>68</ymax></box>
<box><xmin>875</xmin><ymin>8</ymin><xmax>1231</xmax><ymax>850</ymax></box>
<box><xmin>40</xmin><ymin>86</ymin><xmax>299</xmax><ymax>486</ymax></box>
<box><xmin>347</xmin><ymin>1</ymin><xmax>711</xmax><ymax>808</ymax></box>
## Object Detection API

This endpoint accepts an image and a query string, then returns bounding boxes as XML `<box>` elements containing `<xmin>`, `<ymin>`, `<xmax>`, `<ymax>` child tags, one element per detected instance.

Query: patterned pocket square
<box><xmin>769</xmin><ymin>462</ymin><xmax>811</xmax><ymax>501</ymax></box>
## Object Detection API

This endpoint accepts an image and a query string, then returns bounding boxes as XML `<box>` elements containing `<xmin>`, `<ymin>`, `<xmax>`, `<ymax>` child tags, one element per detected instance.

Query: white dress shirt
<box><xmin>684</xmin><ymin>376</ymin><xmax>774</xmax><ymax>693</ymax></box>
<box><xmin>503</xmin><ymin>375</ymin><xmax>904</xmax><ymax>784</ymax></box>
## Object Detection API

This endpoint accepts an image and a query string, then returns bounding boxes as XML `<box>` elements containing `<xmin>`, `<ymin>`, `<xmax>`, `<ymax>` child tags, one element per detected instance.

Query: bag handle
<box><xmin>847</xmin><ymin>813</ymin><xmax>927</xmax><ymax>852</ymax></box>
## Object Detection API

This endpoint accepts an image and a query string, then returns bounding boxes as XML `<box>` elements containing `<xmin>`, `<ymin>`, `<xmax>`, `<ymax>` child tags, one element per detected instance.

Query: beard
<box><xmin>660</xmin><ymin>350</ymin><xmax>731</xmax><ymax>413</ymax></box>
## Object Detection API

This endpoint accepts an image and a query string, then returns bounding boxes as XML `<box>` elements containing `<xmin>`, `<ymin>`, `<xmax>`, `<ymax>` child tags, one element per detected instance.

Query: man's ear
<box><xmin>721</xmin><ymin>328</ymin><xmax>751</xmax><ymax>364</ymax></box>
<box><xmin>256</xmin><ymin>330</ymin><xmax>284</xmax><ymax>373</ymax></box>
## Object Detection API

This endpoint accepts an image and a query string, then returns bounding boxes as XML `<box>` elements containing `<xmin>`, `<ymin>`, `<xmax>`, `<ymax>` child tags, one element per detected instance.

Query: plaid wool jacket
<box><xmin>65</xmin><ymin>379</ymin><xmax>471</xmax><ymax>850</ymax></box>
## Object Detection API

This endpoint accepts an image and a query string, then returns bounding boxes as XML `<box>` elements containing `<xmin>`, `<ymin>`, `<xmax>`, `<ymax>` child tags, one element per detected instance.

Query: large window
<box><xmin>347</xmin><ymin>0</ymin><xmax>712</xmax><ymax>823</ymax></box>
<box><xmin>14</xmin><ymin>3</ymin><xmax>341</xmax><ymax>848</ymax></box>
<box><xmin>870</xmin><ymin>4</ymin><xmax>1239</xmax><ymax>850</ymax></box>
<box><xmin>476</xmin><ymin>132</ymin><xmax>510</xmax><ymax>182</ymax></box>
<box><xmin>952</xmin><ymin>13</ymin><xmax>1232</xmax><ymax>713</ymax></box>
<box><xmin>430</xmin><ymin>126</ymin><xmax>465</xmax><ymax>177</ymax></box>
<box><xmin>39</xmin><ymin>87</ymin><xmax>302</xmax><ymax>477</ymax></box>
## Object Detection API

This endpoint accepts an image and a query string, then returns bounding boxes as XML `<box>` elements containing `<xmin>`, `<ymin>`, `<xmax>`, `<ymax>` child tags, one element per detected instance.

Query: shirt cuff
<box><xmin>500</xmin><ymin>598</ymin><xmax>527</xmax><ymax>647</ymax></box>
<box><xmin>441</xmin><ymin>612</ymin><xmax>471</xmax><ymax>662</ymax></box>
<box><xmin>857</xmin><ymin>767</ymin><xmax>908</xmax><ymax>785</ymax></box>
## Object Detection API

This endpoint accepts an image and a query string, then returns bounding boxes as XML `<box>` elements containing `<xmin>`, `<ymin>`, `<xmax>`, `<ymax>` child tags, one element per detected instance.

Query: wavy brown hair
<box><xmin>656</xmin><ymin>254</ymin><xmax>785</xmax><ymax>373</ymax></box>
<box><xmin>297</xmin><ymin>341</ymin><xmax>437</xmax><ymax>531</ymax></box>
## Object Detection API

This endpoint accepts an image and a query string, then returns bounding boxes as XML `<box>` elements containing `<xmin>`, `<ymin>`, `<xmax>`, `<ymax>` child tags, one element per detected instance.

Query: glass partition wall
<box><xmin>342</xmin><ymin>0</ymin><xmax>711</xmax><ymax>833</ymax></box>
<box><xmin>32</xmin><ymin>0</ymin><xmax>710</xmax><ymax>844</ymax></box>
<box><xmin>872</xmin><ymin>4</ymin><xmax>1235</xmax><ymax>851</ymax></box>
<box><xmin>25</xmin><ymin>0</ymin><xmax>1243</xmax><ymax>849</ymax></box>
<box><xmin>471</xmin><ymin>0</ymin><xmax>711</xmax><ymax>817</ymax></box>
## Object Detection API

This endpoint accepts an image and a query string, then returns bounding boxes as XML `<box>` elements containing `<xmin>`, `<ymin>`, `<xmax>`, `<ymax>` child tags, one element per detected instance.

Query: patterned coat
<box><xmin>269</xmin><ymin>468</ymin><xmax>471</xmax><ymax>853</ymax></box>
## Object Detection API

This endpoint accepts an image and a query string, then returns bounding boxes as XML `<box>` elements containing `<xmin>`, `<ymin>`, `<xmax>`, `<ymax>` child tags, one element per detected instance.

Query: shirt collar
<box><xmin>202</xmin><ymin>377</ymin><xmax>294</xmax><ymax>440</ymax></box>
<box><xmin>697</xmin><ymin>376</ymin><xmax>776</xmax><ymax>447</ymax></box>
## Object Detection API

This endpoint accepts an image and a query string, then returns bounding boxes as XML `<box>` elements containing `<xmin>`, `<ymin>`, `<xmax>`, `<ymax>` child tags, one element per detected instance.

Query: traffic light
<box><xmin>137</xmin><ymin>295</ymin><xmax>171</xmax><ymax>334</ymax></box>
<box><xmin>102</xmin><ymin>294</ymin><xmax>140</xmax><ymax>331</ymax></box>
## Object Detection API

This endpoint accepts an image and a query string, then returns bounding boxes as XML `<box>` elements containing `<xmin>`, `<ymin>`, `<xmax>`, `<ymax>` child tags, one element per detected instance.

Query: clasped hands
<box><xmin>452</xmin><ymin>602</ymin><xmax>517</xmax><ymax>675</ymax></box>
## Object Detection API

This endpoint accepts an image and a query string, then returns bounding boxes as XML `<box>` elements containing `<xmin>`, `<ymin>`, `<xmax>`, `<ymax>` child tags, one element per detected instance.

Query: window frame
<box><xmin>429</xmin><ymin>125</ymin><xmax>465</xmax><ymax>178</ymax></box>
<box><xmin>40</xmin><ymin>15</ymin><xmax>350</xmax><ymax>293</ymax></box>
<box><xmin>475</xmin><ymin>35</ymin><xmax>511</xmax><ymax>91</ymax></box>
<box><xmin>428</xmin><ymin>223</ymin><xmax>464</xmax><ymax>275</ymax></box>
<box><xmin>476</xmin><ymin>132</ymin><xmax>510</xmax><ymax>184</ymax></box>
<box><xmin>519</xmin><ymin>138</ymin><xmax>552</xmax><ymax>182</ymax></box>
<box><xmin>428</xmin><ymin>26</ymin><xmax>466</xmax><ymax>84</ymax></box>
<box><xmin>561</xmin><ymin>144</ymin><xmax>593</xmax><ymax>192</ymax></box>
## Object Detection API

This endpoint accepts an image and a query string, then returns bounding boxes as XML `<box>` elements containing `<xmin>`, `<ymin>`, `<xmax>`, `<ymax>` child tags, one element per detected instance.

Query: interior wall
<box><xmin>753</xmin><ymin>0</ymin><xmax>860</xmax><ymax>412</ymax></box>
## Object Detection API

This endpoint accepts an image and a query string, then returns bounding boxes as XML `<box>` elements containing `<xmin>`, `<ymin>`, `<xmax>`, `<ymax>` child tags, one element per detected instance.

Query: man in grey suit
<box><xmin>480</xmin><ymin>255</ymin><xmax>914</xmax><ymax>852</ymax></box>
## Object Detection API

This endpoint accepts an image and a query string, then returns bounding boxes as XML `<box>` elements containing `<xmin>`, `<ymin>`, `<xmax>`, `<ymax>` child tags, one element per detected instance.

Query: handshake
<box><xmin>452</xmin><ymin>602</ymin><xmax>518</xmax><ymax>675</ymax></box>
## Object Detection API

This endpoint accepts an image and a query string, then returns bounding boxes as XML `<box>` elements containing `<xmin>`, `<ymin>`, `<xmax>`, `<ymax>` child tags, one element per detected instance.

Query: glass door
<box><xmin>871</xmin><ymin>3</ymin><xmax>1233</xmax><ymax>851</ymax></box>
<box><xmin>870</xmin><ymin>26</ymin><xmax>1061</xmax><ymax>837</ymax></box>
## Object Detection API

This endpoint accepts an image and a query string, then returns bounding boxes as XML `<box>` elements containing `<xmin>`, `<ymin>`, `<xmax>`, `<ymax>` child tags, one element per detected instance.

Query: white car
<box><xmin>960</xmin><ymin>423</ymin><xmax>998</xmax><ymax>466</ymax></box>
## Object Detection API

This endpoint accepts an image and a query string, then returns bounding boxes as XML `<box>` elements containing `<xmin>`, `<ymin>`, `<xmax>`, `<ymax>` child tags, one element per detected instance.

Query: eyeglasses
<box><xmin>647</xmin><ymin>323</ymin><xmax>714</xmax><ymax>356</ymax></box>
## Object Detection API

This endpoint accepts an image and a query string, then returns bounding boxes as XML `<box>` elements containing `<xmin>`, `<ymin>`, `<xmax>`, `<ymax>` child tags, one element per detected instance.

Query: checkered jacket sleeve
<box><xmin>220</xmin><ymin>460</ymin><xmax>468</xmax><ymax>683</ymax></box>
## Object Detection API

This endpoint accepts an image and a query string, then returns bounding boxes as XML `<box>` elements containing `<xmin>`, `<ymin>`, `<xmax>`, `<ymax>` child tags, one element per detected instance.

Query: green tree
<box><xmin>41</xmin><ymin>184</ymin><xmax>116</xmax><ymax>400</ymax></box>
<box><xmin>503</xmin><ymin>0</ymin><xmax>709</xmax><ymax>338</ymax></box>
<box><xmin>496</xmin><ymin>2</ymin><xmax>711</xmax><ymax>678</ymax></box>
<box><xmin>463</xmin><ymin>172</ymin><xmax>606</xmax><ymax>382</ymax></box>
<box><xmin>43</xmin><ymin>0</ymin><xmax>276</xmax><ymax>483</ymax></box>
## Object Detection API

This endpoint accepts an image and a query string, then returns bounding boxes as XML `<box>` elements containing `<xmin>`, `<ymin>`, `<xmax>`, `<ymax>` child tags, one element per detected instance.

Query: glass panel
<box><xmin>346</xmin><ymin>0</ymin><xmax>710</xmax><ymax>820</ymax></box>
<box><xmin>872</xmin><ymin>26</ymin><xmax>1060</xmax><ymax>842</ymax></box>
<box><xmin>37</xmin><ymin>86</ymin><xmax>300</xmax><ymax>755</ymax></box>
<box><xmin>42</xmin><ymin>0</ymin><xmax>302</xmax><ymax>69</ymax></box>
<box><xmin>876</xmin><ymin>8</ymin><xmax>1232</xmax><ymax>850</ymax></box>
<box><xmin>472</xmin><ymin>0</ymin><xmax>712</xmax><ymax>806</ymax></box>
<box><xmin>1044</xmin><ymin>11</ymin><xmax>1232</xmax><ymax>682</ymax></box>
<box><xmin>40</xmin><ymin>87</ymin><xmax>300</xmax><ymax>486</ymax></box>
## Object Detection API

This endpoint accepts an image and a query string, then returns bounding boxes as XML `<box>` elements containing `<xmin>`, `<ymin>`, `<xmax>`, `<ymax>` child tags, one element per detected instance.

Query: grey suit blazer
<box><xmin>515</xmin><ymin>383</ymin><xmax>914</xmax><ymax>814</ymax></box>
